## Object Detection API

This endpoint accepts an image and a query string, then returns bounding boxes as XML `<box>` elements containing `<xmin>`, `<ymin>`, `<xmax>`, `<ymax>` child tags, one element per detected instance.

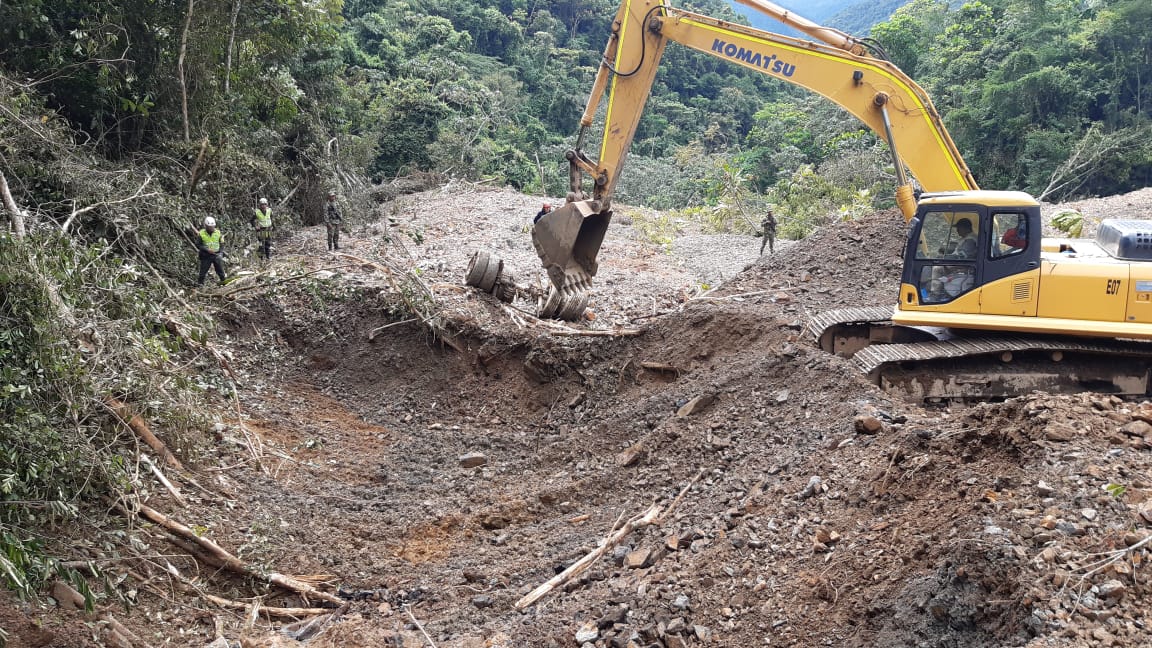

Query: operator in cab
<box><xmin>534</xmin><ymin>202</ymin><xmax>552</xmax><ymax>225</ymax></box>
<box><xmin>943</xmin><ymin>218</ymin><xmax>977</xmax><ymax>259</ymax></box>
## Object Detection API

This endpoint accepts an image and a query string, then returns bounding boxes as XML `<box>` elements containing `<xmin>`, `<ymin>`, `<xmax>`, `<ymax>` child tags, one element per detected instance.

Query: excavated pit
<box><xmin>16</xmin><ymin>186</ymin><xmax>1149</xmax><ymax>647</ymax></box>
<box><xmin>191</xmin><ymin>192</ymin><xmax>1072</xmax><ymax>647</ymax></box>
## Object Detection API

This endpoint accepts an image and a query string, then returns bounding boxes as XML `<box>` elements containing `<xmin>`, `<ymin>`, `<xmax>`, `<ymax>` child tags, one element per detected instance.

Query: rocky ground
<box><xmin>4</xmin><ymin>184</ymin><xmax>1152</xmax><ymax>648</ymax></box>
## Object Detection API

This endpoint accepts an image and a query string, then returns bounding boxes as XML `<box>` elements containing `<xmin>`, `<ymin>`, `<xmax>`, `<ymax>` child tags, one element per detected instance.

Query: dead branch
<box><xmin>215</xmin><ymin>264</ymin><xmax>361</xmax><ymax>299</ymax></box>
<box><xmin>52</xmin><ymin>580</ymin><xmax>145</xmax><ymax>647</ymax></box>
<box><xmin>161</xmin><ymin>315</ymin><xmax>238</xmax><ymax>383</ymax></box>
<box><xmin>515</xmin><ymin>504</ymin><xmax>663</xmax><ymax>610</ymax></box>
<box><xmin>230</xmin><ymin>387</ymin><xmax>266</xmax><ymax>475</ymax></box>
<box><xmin>106</xmin><ymin>398</ymin><xmax>183</xmax><ymax>470</ymax></box>
<box><xmin>163</xmin><ymin>561</ymin><xmax>337</xmax><ymax>619</ymax></box>
<box><xmin>130</xmin><ymin>503</ymin><xmax>344</xmax><ymax>606</ymax></box>
<box><xmin>141</xmin><ymin>455</ymin><xmax>187</xmax><ymax>507</ymax></box>
<box><xmin>368</xmin><ymin>318</ymin><xmax>417</xmax><ymax>340</ymax></box>
<box><xmin>187</xmin><ymin>138</ymin><xmax>209</xmax><ymax>196</ymax></box>
<box><xmin>547</xmin><ymin>327</ymin><xmax>643</xmax><ymax>337</ymax></box>
<box><xmin>1039</xmin><ymin>125</ymin><xmax>1149</xmax><ymax>202</ymax></box>
<box><xmin>0</xmin><ymin>169</ymin><xmax>27</xmax><ymax>238</ymax></box>
<box><xmin>404</xmin><ymin>605</ymin><xmax>438</xmax><ymax>648</ymax></box>
<box><xmin>202</xmin><ymin>593</ymin><xmax>333</xmax><ymax>618</ymax></box>
<box><xmin>61</xmin><ymin>175</ymin><xmax>157</xmax><ymax>233</ymax></box>
<box><xmin>335</xmin><ymin>252</ymin><xmax>443</xmax><ymax>334</ymax></box>
<box><xmin>1066</xmin><ymin>532</ymin><xmax>1152</xmax><ymax>591</ymax></box>
<box><xmin>101</xmin><ymin>612</ymin><xmax>147</xmax><ymax>648</ymax></box>
<box><xmin>501</xmin><ymin>304</ymin><xmax>642</xmax><ymax>337</ymax></box>
<box><xmin>515</xmin><ymin>469</ymin><xmax>704</xmax><ymax>610</ymax></box>
<box><xmin>439</xmin><ymin>333</ymin><xmax>465</xmax><ymax>353</ymax></box>
<box><xmin>691</xmin><ymin>289</ymin><xmax>773</xmax><ymax>303</ymax></box>
<box><xmin>640</xmin><ymin>361</ymin><xmax>683</xmax><ymax>374</ymax></box>
<box><xmin>278</xmin><ymin>181</ymin><xmax>302</xmax><ymax>208</ymax></box>
<box><xmin>657</xmin><ymin>469</ymin><xmax>704</xmax><ymax>525</ymax></box>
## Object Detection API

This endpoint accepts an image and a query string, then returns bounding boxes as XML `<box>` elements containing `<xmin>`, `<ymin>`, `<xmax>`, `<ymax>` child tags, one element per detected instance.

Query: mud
<box><xmin>7</xmin><ymin>187</ymin><xmax>1152</xmax><ymax>647</ymax></box>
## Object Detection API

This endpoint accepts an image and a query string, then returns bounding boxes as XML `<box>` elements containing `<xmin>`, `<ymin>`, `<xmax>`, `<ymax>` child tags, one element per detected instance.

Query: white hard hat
<box><xmin>259</xmin><ymin>197</ymin><xmax>268</xmax><ymax>205</ymax></box>
<box><xmin>204</xmin><ymin>217</ymin><xmax>216</xmax><ymax>227</ymax></box>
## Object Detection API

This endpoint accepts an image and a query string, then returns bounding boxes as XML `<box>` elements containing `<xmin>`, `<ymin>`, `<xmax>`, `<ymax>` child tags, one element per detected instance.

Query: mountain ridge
<box><xmin>724</xmin><ymin>0</ymin><xmax>906</xmax><ymax>37</ymax></box>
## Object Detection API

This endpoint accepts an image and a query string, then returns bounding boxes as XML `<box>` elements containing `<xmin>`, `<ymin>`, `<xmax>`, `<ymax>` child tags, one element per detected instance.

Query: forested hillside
<box><xmin>1</xmin><ymin>0</ymin><xmax>1151</xmax><ymax>633</ymax></box>
<box><xmin>827</xmin><ymin>0</ymin><xmax>910</xmax><ymax>34</ymax></box>
<box><xmin>2</xmin><ymin>0</ymin><xmax>1149</xmax><ymax>225</ymax></box>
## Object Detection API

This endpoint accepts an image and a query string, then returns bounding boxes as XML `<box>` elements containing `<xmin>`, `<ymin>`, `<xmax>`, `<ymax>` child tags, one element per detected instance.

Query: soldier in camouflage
<box><xmin>325</xmin><ymin>190</ymin><xmax>342</xmax><ymax>251</ymax></box>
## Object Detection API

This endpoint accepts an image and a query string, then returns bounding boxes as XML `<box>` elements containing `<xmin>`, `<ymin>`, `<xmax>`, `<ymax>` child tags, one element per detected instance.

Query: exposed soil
<box><xmin>6</xmin><ymin>185</ymin><xmax>1152</xmax><ymax>648</ymax></box>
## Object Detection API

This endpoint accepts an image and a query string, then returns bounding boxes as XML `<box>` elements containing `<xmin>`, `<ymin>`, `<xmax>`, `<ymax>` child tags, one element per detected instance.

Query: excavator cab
<box><xmin>531</xmin><ymin>201</ymin><xmax>612</xmax><ymax>294</ymax></box>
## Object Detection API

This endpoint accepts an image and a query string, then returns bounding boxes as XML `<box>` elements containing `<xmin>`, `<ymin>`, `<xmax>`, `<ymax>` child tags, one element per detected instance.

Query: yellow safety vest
<box><xmin>254</xmin><ymin>207</ymin><xmax>272</xmax><ymax>228</ymax></box>
<box><xmin>199</xmin><ymin>229</ymin><xmax>222</xmax><ymax>253</ymax></box>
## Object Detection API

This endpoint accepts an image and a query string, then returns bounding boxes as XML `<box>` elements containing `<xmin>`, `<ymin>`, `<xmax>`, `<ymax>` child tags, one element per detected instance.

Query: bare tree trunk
<box><xmin>178</xmin><ymin>0</ymin><xmax>196</xmax><ymax>141</ymax></box>
<box><xmin>0</xmin><ymin>170</ymin><xmax>27</xmax><ymax>238</ymax></box>
<box><xmin>224</xmin><ymin>0</ymin><xmax>241</xmax><ymax>96</ymax></box>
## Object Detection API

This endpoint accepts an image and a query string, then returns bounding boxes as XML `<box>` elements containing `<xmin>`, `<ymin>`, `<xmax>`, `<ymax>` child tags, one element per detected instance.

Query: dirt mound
<box><xmin>11</xmin><ymin>187</ymin><xmax>1152</xmax><ymax>647</ymax></box>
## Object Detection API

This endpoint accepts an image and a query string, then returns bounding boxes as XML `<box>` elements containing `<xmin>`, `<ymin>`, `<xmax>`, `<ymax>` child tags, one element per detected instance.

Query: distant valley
<box><xmin>724</xmin><ymin>0</ymin><xmax>908</xmax><ymax>37</ymax></box>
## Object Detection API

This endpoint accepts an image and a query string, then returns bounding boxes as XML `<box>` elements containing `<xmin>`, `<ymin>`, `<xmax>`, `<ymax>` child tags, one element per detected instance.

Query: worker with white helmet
<box><xmin>196</xmin><ymin>216</ymin><xmax>227</xmax><ymax>286</ymax></box>
<box><xmin>252</xmin><ymin>197</ymin><xmax>274</xmax><ymax>260</ymax></box>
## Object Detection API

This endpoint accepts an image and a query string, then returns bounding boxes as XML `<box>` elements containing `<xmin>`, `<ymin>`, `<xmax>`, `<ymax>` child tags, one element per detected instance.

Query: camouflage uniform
<box><xmin>325</xmin><ymin>194</ymin><xmax>342</xmax><ymax>251</ymax></box>
<box><xmin>760</xmin><ymin>211</ymin><xmax>777</xmax><ymax>255</ymax></box>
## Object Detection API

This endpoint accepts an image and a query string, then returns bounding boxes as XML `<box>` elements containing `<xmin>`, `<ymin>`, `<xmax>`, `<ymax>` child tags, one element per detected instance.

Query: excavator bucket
<box><xmin>531</xmin><ymin>200</ymin><xmax>612</xmax><ymax>293</ymax></box>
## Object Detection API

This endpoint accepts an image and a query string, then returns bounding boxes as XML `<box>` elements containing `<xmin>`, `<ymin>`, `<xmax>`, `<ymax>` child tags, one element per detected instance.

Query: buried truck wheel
<box><xmin>492</xmin><ymin>271</ymin><xmax>517</xmax><ymax>303</ymax></box>
<box><xmin>558</xmin><ymin>291</ymin><xmax>589</xmax><ymax>320</ymax></box>
<box><xmin>538</xmin><ymin>287</ymin><xmax>588</xmax><ymax>321</ymax></box>
<box><xmin>538</xmin><ymin>288</ymin><xmax>562</xmax><ymax>319</ymax></box>
<box><xmin>478</xmin><ymin>258</ymin><xmax>502</xmax><ymax>292</ymax></box>
<box><xmin>464</xmin><ymin>250</ymin><xmax>492</xmax><ymax>288</ymax></box>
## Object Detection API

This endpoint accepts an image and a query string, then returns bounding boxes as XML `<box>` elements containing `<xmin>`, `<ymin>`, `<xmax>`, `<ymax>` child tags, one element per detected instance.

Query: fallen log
<box><xmin>640</xmin><ymin>361</ymin><xmax>683</xmax><ymax>375</ymax></box>
<box><xmin>201</xmin><ymin>593</ymin><xmax>334</xmax><ymax>619</ymax></box>
<box><xmin>106</xmin><ymin>398</ymin><xmax>182</xmax><ymax>470</ymax></box>
<box><xmin>130</xmin><ymin>503</ymin><xmax>344</xmax><ymax>606</ymax></box>
<box><xmin>163</xmin><ymin>562</ymin><xmax>338</xmax><ymax>620</ymax></box>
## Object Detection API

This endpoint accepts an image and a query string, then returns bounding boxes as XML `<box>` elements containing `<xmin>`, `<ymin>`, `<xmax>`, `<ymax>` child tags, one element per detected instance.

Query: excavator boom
<box><xmin>532</xmin><ymin>0</ymin><xmax>976</xmax><ymax>299</ymax></box>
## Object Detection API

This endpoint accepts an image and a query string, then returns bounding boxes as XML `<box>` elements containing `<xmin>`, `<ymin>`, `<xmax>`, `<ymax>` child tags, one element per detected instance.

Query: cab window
<box><xmin>919</xmin><ymin>265</ymin><xmax>974</xmax><ymax>304</ymax></box>
<box><xmin>991</xmin><ymin>211</ymin><xmax>1028</xmax><ymax>258</ymax></box>
<box><xmin>915</xmin><ymin>210</ymin><xmax>980</xmax><ymax>260</ymax></box>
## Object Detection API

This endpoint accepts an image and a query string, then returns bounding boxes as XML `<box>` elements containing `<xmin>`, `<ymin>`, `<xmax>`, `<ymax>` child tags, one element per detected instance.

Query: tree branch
<box><xmin>0</xmin><ymin>169</ymin><xmax>27</xmax><ymax>238</ymax></box>
<box><xmin>62</xmin><ymin>175</ymin><xmax>156</xmax><ymax>233</ymax></box>
<box><xmin>177</xmin><ymin>0</ymin><xmax>195</xmax><ymax>142</ymax></box>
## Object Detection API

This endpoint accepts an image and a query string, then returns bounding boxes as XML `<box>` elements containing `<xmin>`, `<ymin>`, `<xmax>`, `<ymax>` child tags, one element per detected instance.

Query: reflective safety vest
<box><xmin>254</xmin><ymin>207</ymin><xmax>272</xmax><ymax>228</ymax></box>
<box><xmin>199</xmin><ymin>229</ymin><xmax>222</xmax><ymax>253</ymax></box>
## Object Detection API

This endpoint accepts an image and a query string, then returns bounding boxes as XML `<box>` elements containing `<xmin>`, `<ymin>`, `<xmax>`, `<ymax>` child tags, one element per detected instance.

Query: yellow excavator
<box><xmin>532</xmin><ymin>0</ymin><xmax>1152</xmax><ymax>399</ymax></box>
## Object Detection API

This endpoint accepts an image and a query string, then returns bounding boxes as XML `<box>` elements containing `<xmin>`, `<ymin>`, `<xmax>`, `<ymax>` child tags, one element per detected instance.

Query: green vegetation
<box><xmin>0</xmin><ymin>0</ymin><xmax>1150</xmax><ymax>618</ymax></box>
<box><xmin>0</xmin><ymin>232</ymin><xmax>211</xmax><ymax>620</ymax></box>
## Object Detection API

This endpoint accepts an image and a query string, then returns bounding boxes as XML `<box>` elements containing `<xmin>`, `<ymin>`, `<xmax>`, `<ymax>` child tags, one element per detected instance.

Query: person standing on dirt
<box><xmin>251</xmin><ymin>197</ymin><xmax>274</xmax><ymax>260</ymax></box>
<box><xmin>534</xmin><ymin>202</ymin><xmax>552</xmax><ymax>225</ymax></box>
<box><xmin>325</xmin><ymin>190</ymin><xmax>342</xmax><ymax>251</ymax></box>
<box><xmin>760</xmin><ymin>210</ymin><xmax>777</xmax><ymax>255</ymax></box>
<box><xmin>196</xmin><ymin>216</ymin><xmax>226</xmax><ymax>287</ymax></box>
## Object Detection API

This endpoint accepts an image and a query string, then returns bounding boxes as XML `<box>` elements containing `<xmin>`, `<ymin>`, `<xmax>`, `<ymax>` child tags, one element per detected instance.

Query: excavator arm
<box><xmin>532</xmin><ymin>0</ymin><xmax>978</xmax><ymax>300</ymax></box>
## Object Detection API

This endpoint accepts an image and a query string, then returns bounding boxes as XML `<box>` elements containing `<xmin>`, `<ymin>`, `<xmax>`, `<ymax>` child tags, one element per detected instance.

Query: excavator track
<box><xmin>810</xmin><ymin>308</ymin><xmax>1152</xmax><ymax>401</ymax></box>
<box><xmin>808</xmin><ymin>306</ymin><xmax>936</xmax><ymax>358</ymax></box>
